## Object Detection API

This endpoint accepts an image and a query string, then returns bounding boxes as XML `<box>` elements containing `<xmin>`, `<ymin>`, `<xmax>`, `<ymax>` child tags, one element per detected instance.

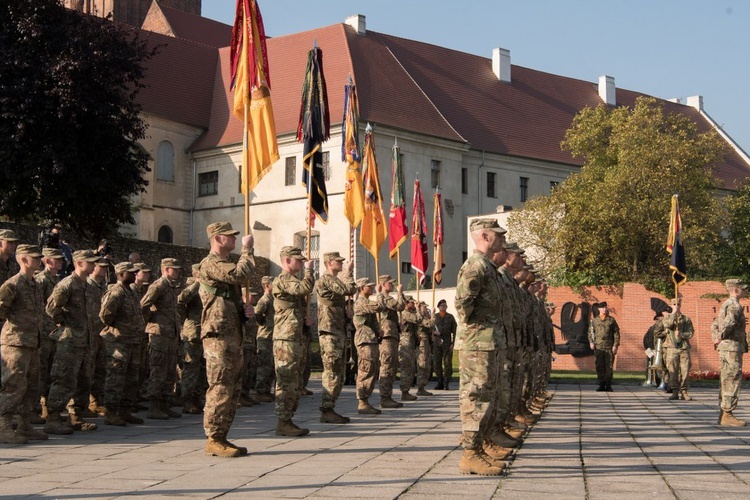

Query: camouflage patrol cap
<box><xmin>469</xmin><ymin>218</ymin><xmax>507</xmax><ymax>234</ymax></box>
<box><xmin>726</xmin><ymin>278</ymin><xmax>748</xmax><ymax>290</ymax></box>
<box><xmin>405</xmin><ymin>295</ymin><xmax>416</xmax><ymax>302</ymax></box>
<box><xmin>206</xmin><ymin>221</ymin><xmax>240</xmax><ymax>238</ymax></box>
<box><xmin>114</xmin><ymin>262</ymin><xmax>135</xmax><ymax>274</ymax></box>
<box><xmin>261</xmin><ymin>275</ymin><xmax>273</xmax><ymax>285</ymax></box>
<box><xmin>72</xmin><ymin>249</ymin><xmax>100</xmax><ymax>263</ymax></box>
<box><xmin>355</xmin><ymin>277</ymin><xmax>375</xmax><ymax>288</ymax></box>
<box><xmin>42</xmin><ymin>247</ymin><xmax>64</xmax><ymax>259</ymax></box>
<box><xmin>323</xmin><ymin>251</ymin><xmax>345</xmax><ymax>262</ymax></box>
<box><xmin>0</xmin><ymin>229</ymin><xmax>19</xmax><ymax>242</ymax></box>
<box><xmin>280</xmin><ymin>246</ymin><xmax>306</xmax><ymax>260</ymax></box>
<box><xmin>378</xmin><ymin>274</ymin><xmax>396</xmax><ymax>284</ymax></box>
<box><xmin>134</xmin><ymin>262</ymin><xmax>152</xmax><ymax>273</ymax></box>
<box><xmin>16</xmin><ymin>244</ymin><xmax>43</xmax><ymax>258</ymax></box>
<box><xmin>161</xmin><ymin>258</ymin><xmax>181</xmax><ymax>269</ymax></box>
<box><xmin>504</xmin><ymin>241</ymin><xmax>525</xmax><ymax>254</ymax></box>
<box><xmin>95</xmin><ymin>258</ymin><xmax>110</xmax><ymax>267</ymax></box>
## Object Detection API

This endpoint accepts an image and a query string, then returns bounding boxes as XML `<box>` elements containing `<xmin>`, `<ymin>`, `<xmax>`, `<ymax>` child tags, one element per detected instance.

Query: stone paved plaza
<box><xmin>2</xmin><ymin>381</ymin><xmax>750</xmax><ymax>499</ymax></box>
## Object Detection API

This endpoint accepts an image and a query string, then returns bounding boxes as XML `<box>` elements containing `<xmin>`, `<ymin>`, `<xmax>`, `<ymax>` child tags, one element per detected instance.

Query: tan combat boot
<box><xmin>379</xmin><ymin>397</ymin><xmax>403</xmax><ymax>409</ymax></box>
<box><xmin>357</xmin><ymin>400</ymin><xmax>382</xmax><ymax>415</ymax></box>
<box><xmin>491</xmin><ymin>428</ymin><xmax>521</xmax><ymax>448</ymax></box>
<box><xmin>483</xmin><ymin>440</ymin><xmax>512</xmax><ymax>460</ymax></box>
<box><xmin>720</xmin><ymin>411</ymin><xmax>747</xmax><ymax>427</ymax></box>
<box><xmin>255</xmin><ymin>392</ymin><xmax>275</xmax><ymax>403</ymax></box>
<box><xmin>16</xmin><ymin>414</ymin><xmax>48</xmax><ymax>441</ymax></box>
<box><xmin>161</xmin><ymin>400</ymin><xmax>181</xmax><ymax>419</ymax></box>
<box><xmin>275</xmin><ymin>419</ymin><xmax>310</xmax><ymax>437</ymax></box>
<box><xmin>320</xmin><ymin>409</ymin><xmax>350</xmax><ymax>423</ymax></box>
<box><xmin>400</xmin><ymin>391</ymin><xmax>418</xmax><ymax>401</ymax></box>
<box><xmin>146</xmin><ymin>400</ymin><xmax>169</xmax><ymax>420</ymax></box>
<box><xmin>119</xmin><ymin>408</ymin><xmax>144</xmax><ymax>424</ymax></box>
<box><xmin>68</xmin><ymin>413</ymin><xmax>98</xmax><ymax>431</ymax></box>
<box><xmin>104</xmin><ymin>408</ymin><xmax>127</xmax><ymax>426</ymax></box>
<box><xmin>204</xmin><ymin>437</ymin><xmax>241</xmax><ymax>458</ymax></box>
<box><xmin>43</xmin><ymin>412</ymin><xmax>73</xmax><ymax>435</ymax></box>
<box><xmin>0</xmin><ymin>415</ymin><xmax>28</xmax><ymax>444</ymax></box>
<box><xmin>680</xmin><ymin>390</ymin><xmax>693</xmax><ymax>401</ymax></box>
<box><xmin>182</xmin><ymin>399</ymin><xmax>201</xmax><ymax>415</ymax></box>
<box><xmin>224</xmin><ymin>438</ymin><xmax>248</xmax><ymax>456</ymax></box>
<box><xmin>416</xmin><ymin>387</ymin><xmax>433</xmax><ymax>396</ymax></box>
<box><xmin>458</xmin><ymin>449</ymin><xmax>504</xmax><ymax>476</ymax></box>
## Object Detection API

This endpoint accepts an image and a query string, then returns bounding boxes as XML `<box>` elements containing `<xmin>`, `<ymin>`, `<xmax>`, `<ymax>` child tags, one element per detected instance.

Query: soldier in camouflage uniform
<box><xmin>399</xmin><ymin>296</ymin><xmax>420</xmax><ymax>401</ymax></box>
<box><xmin>240</xmin><ymin>290</ymin><xmax>260</xmax><ymax>407</ymax></box>
<box><xmin>131</xmin><ymin>262</ymin><xmax>151</xmax><ymax>408</ymax></box>
<box><xmin>35</xmin><ymin>247</ymin><xmax>64</xmax><ymax>421</ymax></box>
<box><xmin>454</xmin><ymin>218</ymin><xmax>507</xmax><ymax>476</ymax></box>
<box><xmin>353</xmin><ymin>277</ymin><xmax>386</xmax><ymax>414</ymax></box>
<box><xmin>198</xmin><ymin>222</ymin><xmax>255</xmax><ymax>457</ymax></box>
<box><xmin>589</xmin><ymin>302</ymin><xmax>620</xmax><ymax>392</ymax></box>
<box><xmin>433</xmin><ymin>299</ymin><xmax>456</xmax><ymax>391</ymax></box>
<box><xmin>272</xmin><ymin>246</ymin><xmax>315</xmax><ymax>436</ymax></box>
<box><xmin>44</xmin><ymin>249</ymin><xmax>101</xmax><ymax>435</ymax></box>
<box><xmin>85</xmin><ymin>259</ymin><xmax>109</xmax><ymax>416</ymax></box>
<box><xmin>0</xmin><ymin>244</ymin><xmax>47</xmax><ymax>444</ymax></box>
<box><xmin>0</xmin><ymin>229</ymin><xmax>19</xmax><ymax>286</ymax></box>
<box><xmin>254</xmin><ymin>276</ymin><xmax>275</xmax><ymax>402</ymax></box>
<box><xmin>99</xmin><ymin>262</ymin><xmax>143</xmax><ymax>426</ymax></box>
<box><xmin>416</xmin><ymin>302</ymin><xmax>435</xmax><ymax>396</ymax></box>
<box><xmin>141</xmin><ymin>258</ymin><xmax>183</xmax><ymax>420</ymax></box>
<box><xmin>716</xmin><ymin>279</ymin><xmax>748</xmax><ymax>426</ymax></box>
<box><xmin>377</xmin><ymin>274</ymin><xmax>405</xmax><ymax>409</ymax></box>
<box><xmin>655</xmin><ymin>298</ymin><xmax>695</xmax><ymax>401</ymax></box>
<box><xmin>176</xmin><ymin>264</ymin><xmax>205</xmax><ymax>414</ymax></box>
<box><xmin>316</xmin><ymin>252</ymin><xmax>357</xmax><ymax>423</ymax></box>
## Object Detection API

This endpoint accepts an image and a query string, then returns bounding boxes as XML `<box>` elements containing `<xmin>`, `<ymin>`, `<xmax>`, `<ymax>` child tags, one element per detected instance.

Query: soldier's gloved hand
<box><xmin>343</xmin><ymin>261</ymin><xmax>353</xmax><ymax>274</ymax></box>
<box><xmin>397</xmin><ymin>284</ymin><xmax>403</xmax><ymax>293</ymax></box>
<box><xmin>244</xmin><ymin>303</ymin><xmax>254</xmax><ymax>318</ymax></box>
<box><xmin>241</xmin><ymin>234</ymin><xmax>254</xmax><ymax>249</ymax></box>
<box><xmin>304</xmin><ymin>259</ymin><xmax>315</xmax><ymax>270</ymax></box>
<box><xmin>612</xmin><ymin>347</ymin><xmax>618</xmax><ymax>356</ymax></box>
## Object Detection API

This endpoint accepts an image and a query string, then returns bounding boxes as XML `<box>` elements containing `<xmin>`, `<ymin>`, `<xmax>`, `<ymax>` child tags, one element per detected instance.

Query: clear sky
<box><xmin>203</xmin><ymin>1</ymin><xmax>750</xmax><ymax>154</ymax></box>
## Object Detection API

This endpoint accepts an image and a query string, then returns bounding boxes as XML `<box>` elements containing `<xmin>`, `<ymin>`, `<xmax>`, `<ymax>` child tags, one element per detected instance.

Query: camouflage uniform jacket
<box><xmin>272</xmin><ymin>269</ymin><xmax>314</xmax><ymax>342</ymax></box>
<box><xmin>315</xmin><ymin>271</ymin><xmax>356</xmax><ymax>336</ymax></box>
<box><xmin>530</xmin><ymin>297</ymin><xmax>545</xmax><ymax>350</ymax></box>
<box><xmin>589</xmin><ymin>315</ymin><xmax>620</xmax><ymax>349</ymax></box>
<box><xmin>717</xmin><ymin>296</ymin><xmax>747</xmax><ymax>352</ymax></box>
<box><xmin>0</xmin><ymin>272</ymin><xmax>43</xmax><ymax>347</ymax></box>
<box><xmin>35</xmin><ymin>268</ymin><xmax>59</xmax><ymax>337</ymax></box>
<box><xmin>418</xmin><ymin>314</ymin><xmax>435</xmax><ymax>343</ymax></box>
<box><xmin>177</xmin><ymin>279</ymin><xmax>202</xmax><ymax>342</ymax></box>
<box><xmin>519</xmin><ymin>288</ymin><xmax>534</xmax><ymax>347</ymax></box>
<box><xmin>454</xmin><ymin>251</ymin><xmax>504</xmax><ymax>351</ymax></box>
<box><xmin>99</xmin><ymin>282</ymin><xmax>142</xmax><ymax>344</ymax></box>
<box><xmin>46</xmin><ymin>272</ymin><xmax>90</xmax><ymax>347</ymax></box>
<box><xmin>243</xmin><ymin>316</ymin><xmax>257</xmax><ymax>347</ymax></box>
<box><xmin>399</xmin><ymin>309</ymin><xmax>419</xmax><ymax>347</ymax></box>
<box><xmin>378</xmin><ymin>292</ymin><xmax>406</xmax><ymax>339</ymax></box>
<box><xmin>255</xmin><ymin>293</ymin><xmax>274</xmax><ymax>340</ymax></box>
<box><xmin>434</xmin><ymin>311</ymin><xmax>457</xmax><ymax>347</ymax></box>
<box><xmin>353</xmin><ymin>294</ymin><xmax>386</xmax><ymax>346</ymax></box>
<box><xmin>198</xmin><ymin>248</ymin><xmax>254</xmax><ymax>340</ymax></box>
<box><xmin>141</xmin><ymin>276</ymin><xmax>181</xmax><ymax>337</ymax></box>
<box><xmin>130</xmin><ymin>282</ymin><xmax>148</xmax><ymax>332</ymax></box>
<box><xmin>654</xmin><ymin>313</ymin><xmax>694</xmax><ymax>350</ymax></box>
<box><xmin>86</xmin><ymin>276</ymin><xmax>107</xmax><ymax>340</ymax></box>
<box><xmin>0</xmin><ymin>257</ymin><xmax>18</xmax><ymax>287</ymax></box>
<box><xmin>500</xmin><ymin>266</ymin><xmax>521</xmax><ymax>348</ymax></box>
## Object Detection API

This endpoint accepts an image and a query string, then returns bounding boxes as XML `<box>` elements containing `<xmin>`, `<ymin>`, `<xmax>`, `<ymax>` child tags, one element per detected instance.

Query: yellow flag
<box><xmin>359</xmin><ymin>127</ymin><xmax>387</xmax><ymax>260</ymax></box>
<box><xmin>343</xmin><ymin>83</ymin><xmax>364</xmax><ymax>227</ymax></box>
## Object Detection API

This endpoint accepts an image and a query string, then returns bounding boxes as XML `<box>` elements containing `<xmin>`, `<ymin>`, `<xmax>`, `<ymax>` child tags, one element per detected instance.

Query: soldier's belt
<box><xmin>274</xmin><ymin>298</ymin><xmax>299</xmax><ymax>310</ymax></box>
<box><xmin>317</xmin><ymin>297</ymin><xmax>345</xmax><ymax>307</ymax></box>
<box><xmin>200</xmin><ymin>283</ymin><xmax>232</xmax><ymax>300</ymax></box>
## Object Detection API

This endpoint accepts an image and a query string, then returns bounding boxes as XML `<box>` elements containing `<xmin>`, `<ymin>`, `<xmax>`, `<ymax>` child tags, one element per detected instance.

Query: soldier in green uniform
<box><xmin>198</xmin><ymin>221</ymin><xmax>255</xmax><ymax>457</ymax></box>
<box><xmin>377</xmin><ymin>274</ymin><xmax>405</xmax><ymax>409</ymax></box>
<box><xmin>85</xmin><ymin>258</ymin><xmax>109</xmax><ymax>417</ymax></box>
<box><xmin>589</xmin><ymin>302</ymin><xmax>620</xmax><ymax>392</ymax></box>
<box><xmin>716</xmin><ymin>279</ymin><xmax>748</xmax><ymax>426</ymax></box>
<box><xmin>432</xmin><ymin>299</ymin><xmax>456</xmax><ymax>390</ymax></box>
<box><xmin>353</xmin><ymin>277</ymin><xmax>386</xmax><ymax>415</ymax></box>
<box><xmin>254</xmin><ymin>276</ymin><xmax>275</xmax><ymax>402</ymax></box>
<box><xmin>176</xmin><ymin>264</ymin><xmax>205</xmax><ymax>414</ymax></box>
<box><xmin>399</xmin><ymin>296</ymin><xmax>420</xmax><ymax>401</ymax></box>
<box><xmin>35</xmin><ymin>247</ymin><xmax>64</xmax><ymax>421</ymax></box>
<box><xmin>131</xmin><ymin>262</ymin><xmax>151</xmax><ymax>408</ymax></box>
<box><xmin>0</xmin><ymin>229</ymin><xmax>19</xmax><ymax>286</ymax></box>
<box><xmin>455</xmin><ymin>218</ymin><xmax>507</xmax><ymax>476</ymax></box>
<box><xmin>240</xmin><ymin>290</ymin><xmax>260</xmax><ymax>407</ymax></box>
<box><xmin>655</xmin><ymin>298</ymin><xmax>695</xmax><ymax>401</ymax></box>
<box><xmin>272</xmin><ymin>246</ymin><xmax>315</xmax><ymax>436</ymax></box>
<box><xmin>416</xmin><ymin>301</ymin><xmax>435</xmax><ymax>396</ymax></box>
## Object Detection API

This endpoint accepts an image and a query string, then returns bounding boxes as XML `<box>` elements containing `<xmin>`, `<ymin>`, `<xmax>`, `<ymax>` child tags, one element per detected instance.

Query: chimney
<box><xmin>345</xmin><ymin>14</ymin><xmax>366</xmax><ymax>35</ymax></box>
<box><xmin>598</xmin><ymin>75</ymin><xmax>616</xmax><ymax>106</ymax></box>
<box><xmin>686</xmin><ymin>95</ymin><xmax>703</xmax><ymax>111</ymax></box>
<box><xmin>492</xmin><ymin>48</ymin><xmax>511</xmax><ymax>83</ymax></box>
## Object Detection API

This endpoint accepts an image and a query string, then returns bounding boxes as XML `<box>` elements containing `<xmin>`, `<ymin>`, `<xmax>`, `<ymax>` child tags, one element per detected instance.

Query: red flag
<box><xmin>388</xmin><ymin>141</ymin><xmax>408</xmax><ymax>259</ymax></box>
<box><xmin>411</xmin><ymin>179</ymin><xmax>428</xmax><ymax>284</ymax></box>
<box><xmin>433</xmin><ymin>192</ymin><xmax>445</xmax><ymax>284</ymax></box>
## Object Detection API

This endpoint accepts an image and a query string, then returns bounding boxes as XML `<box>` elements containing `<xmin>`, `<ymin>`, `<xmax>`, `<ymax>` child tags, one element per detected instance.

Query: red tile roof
<box><xmin>153</xmin><ymin>5</ymin><xmax>233</xmax><ymax>48</ymax></box>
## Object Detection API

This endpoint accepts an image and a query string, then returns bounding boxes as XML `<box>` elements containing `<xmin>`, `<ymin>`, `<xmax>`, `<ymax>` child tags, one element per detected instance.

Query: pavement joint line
<box><xmin>578</xmin><ymin>383</ymin><xmax>591</xmax><ymax>500</ymax></box>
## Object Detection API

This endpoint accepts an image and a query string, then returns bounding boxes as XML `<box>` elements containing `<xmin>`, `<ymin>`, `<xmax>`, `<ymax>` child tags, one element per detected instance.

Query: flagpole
<box><xmin>416</xmin><ymin>272</ymin><xmax>420</xmax><ymax>303</ymax></box>
<box><xmin>243</xmin><ymin>100</ymin><xmax>250</xmax><ymax>235</ymax></box>
<box><xmin>397</xmin><ymin>248</ymin><xmax>401</xmax><ymax>286</ymax></box>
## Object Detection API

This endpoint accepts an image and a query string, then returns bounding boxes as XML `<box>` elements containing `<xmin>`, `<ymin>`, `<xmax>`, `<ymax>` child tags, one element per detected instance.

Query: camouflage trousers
<box><xmin>203</xmin><ymin>334</ymin><xmax>243</xmax><ymax>439</ymax></box>
<box><xmin>274</xmin><ymin>340</ymin><xmax>304</xmax><ymax>421</ymax></box>
<box><xmin>458</xmin><ymin>349</ymin><xmax>498</xmax><ymax>450</ymax></box>
<box><xmin>137</xmin><ymin>331</ymin><xmax>149</xmax><ymax>395</ymax></box>
<box><xmin>0</xmin><ymin>345</ymin><xmax>39</xmax><ymax>417</ymax></box>
<box><xmin>241</xmin><ymin>346</ymin><xmax>258</xmax><ymax>398</ymax></box>
<box><xmin>594</xmin><ymin>348</ymin><xmax>615</xmax><ymax>385</ymax></box>
<box><xmin>417</xmin><ymin>339</ymin><xmax>431</xmax><ymax>389</ymax></box>
<box><xmin>356</xmin><ymin>343</ymin><xmax>379</xmax><ymax>401</ymax></box>
<box><xmin>508</xmin><ymin>346</ymin><xmax>524</xmax><ymax>420</ymax></box>
<box><xmin>666</xmin><ymin>347</ymin><xmax>691</xmax><ymax>392</ymax></box>
<box><xmin>102</xmin><ymin>340</ymin><xmax>140</xmax><ymax>411</ymax></box>
<box><xmin>89</xmin><ymin>334</ymin><xmax>107</xmax><ymax>404</ymax></box>
<box><xmin>399</xmin><ymin>343</ymin><xmax>416</xmax><ymax>392</ymax></box>
<box><xmin>319</xmin><ymin>333</ymin><xmax>345</xmax><ymax>410</ymax></box>
<box><xmin>432</xmin><ymin>342</ymin><xmax>453</xmax><ymax>383</ymax></box>
<box><xmin>302</xmin><ymin>336</ymin><xmax>312</xmax><ymax>389</ymax></box>
<box><xmin>38</xmin><ymin>337</ymin><xmax>56</xmax><ymax>401</ymax></box>
<box><xmin>47</xmin><ymin>342</ymin><xmax>92</xmax><ymax>414</ymax></box>
<box><xmin>491</xmin><ymin>348</ymin><xmax>511</xmax><ymax>426</ymax></box>
<box><xmin>147</xmin><ymin>335</ymin><xmax>178</xmax><ymax>401</ymax></box>
<box><xmin>378</xmin><ymin>337</ymin><xmax>398</xmax><ymax>399</ymax></box>
<box><xmin>255</xmin><ymin>338</ymin><xmax>275</xmax><ymax>395</ymax></box>
<box><xmin>719</xmin><ymin>349</ymin><xmax>743</xmax><ymax>412</ymax></box>
<box><xmin>180</xmin><ymin>339</ymin><xmax>205</xmax><ymax>400</ymax></box>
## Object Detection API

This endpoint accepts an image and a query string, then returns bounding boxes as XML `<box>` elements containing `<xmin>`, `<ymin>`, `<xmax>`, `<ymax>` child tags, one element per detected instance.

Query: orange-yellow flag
<box><xmin>230</xmin><ymin>0</ymin><xmax>279</xmax><ymax>195</ymax></box>
<box><xmin>359</xmin><ymin>126</ymin><xmax>387</xmax><ymax>260</ymax></box>
<box><xmin>342</xmin><ymin>83</ymin><xmax>364</xmax><ymax>227</ymax></box>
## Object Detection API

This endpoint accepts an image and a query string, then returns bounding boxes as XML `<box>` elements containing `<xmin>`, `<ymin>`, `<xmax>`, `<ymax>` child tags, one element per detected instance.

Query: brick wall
<box><xmin>548</xmin><ymin>281</ymin><xmax>734</xmax><ymax>374</ymax></box>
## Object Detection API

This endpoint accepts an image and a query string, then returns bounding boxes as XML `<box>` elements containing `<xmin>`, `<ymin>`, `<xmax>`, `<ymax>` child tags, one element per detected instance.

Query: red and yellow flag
<box><xmin>433</xmin><ymin>192</ymin><xmax>445</xmax><ymax>284</ymax></box>
<box><xmin>230</xmin><ymin>0</ymin><xmax>279</xmax><ymax>195</ymax></box>
<box><xmin>411</xmin><ymin>179</ymin><xmax>429</xmax><ymax>284</ymax></box>
<box><xmin>388</xmin><ymin>140</ymin><xmax>408</xmax><ymax>259</ymax></box>
<box><xmin>359</xmin><ymin>126</ymin><xmax>387</xmax><ymax>260</ymax></box>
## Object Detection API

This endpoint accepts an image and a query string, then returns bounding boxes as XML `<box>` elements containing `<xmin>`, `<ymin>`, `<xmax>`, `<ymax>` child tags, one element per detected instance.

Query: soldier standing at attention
<box><xmin>198</xmin><ymin>222</ymin><xmax>255</xmax><ymax>457</ymax></box>
<box><xmin>98</xmin><ymin>262</ymin><xmax>143</xmax><ymax>426</ymax></box>
<box><xmin>655</xmin><ymin>298</ymin><xmax>695</xmax><ymax>401</ymax></box>
<box><xmin>141</xmin><ymin>258</ymin><xmax>182</xmax><ymax>420</ymax></box>
<box><xmin>589</xmin><ymin>302</ymin><xmax>620</xmax><ymax>392</ymax></box>
<box><xmin>35</xmin><ymin>247</ymin><xmax>64</xmax><ymax>422</ymax></box>
<box><xmin>432</xmin><ymin>299</ymin><xmax>456</xmax><ymax>391</ymax></box>
<box><xmin>377</xmin><ymin>274</ymin><xmax>405</xmax><ymax>409</ymax></box>
<box><xmin>0</xmin><ymin>244</ymin><xmax>48</xmax><ymax>444</ymax></box>
<box><xmin>131</xmin><ymin>262</ymin><xmax>151</xmax><ymax>408</ymax></box>
<box><xmin>416</xmin><ymin>302</ymin><xmax>436</xmax><ymax>396</ymax></box>
<box><xmin>353</xmin><ymin>277</ymin><xmax>386</xmax><ymax>415</ymax></box>
<box><xmin>716</xmin><ymin>279</ymin><xmax>748</xmax><ymax>427</ymax></box>
<box><xmin>272</xmin><ymin>246</ymin><xmax>315</xmax><ymax>436</ymax></box>
<box><xmin>239</xmin><ymin>290</ymin><xmax>260</xmax><ymax>407</ymax></box>
<box><xmin>315</xmin><ymin>252</ymin><xmax>357</xmax><ymax>423</ymax></box>
<box><xmin>0</xmin><ymin>229</ymin><xmax>19</xmax><ymax>286</ymax></box>
<box><xmin>399</xmin><ymin>296</ymin><xmax>420</xmax><ymax>401</ymax></box>
<box><xmin>455</xmin><ymin>218</ymin><xmax>507</xmax><ymax>476</ymax></box>
<box><xmin>254</xmin><ymin>276</ymin><xmax>275</xmax><ymax>402</ymax></box>
<box><xmin>85</xmin><ymin>258</ymin><xmax>109</xmax><ymax>417</ymax></box>
<box><xmin>176</xmin><ymin>264</ymin><xmax>205</xmax><ymax>415</ymax></box>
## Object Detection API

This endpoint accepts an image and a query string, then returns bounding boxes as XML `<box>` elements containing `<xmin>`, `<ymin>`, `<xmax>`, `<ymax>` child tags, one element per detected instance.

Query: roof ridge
<box><xmin>158</xmin><ymin>3</ymin><xmax>231</xmax><ymax>27</ymax></box>
<box><xmin>338</xmin><ymin>24</ymin><xmax>357</xmax><ymax>91</ymax></box>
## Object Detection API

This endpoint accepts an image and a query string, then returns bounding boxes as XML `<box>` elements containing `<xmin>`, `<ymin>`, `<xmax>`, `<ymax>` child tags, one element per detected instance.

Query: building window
<box><xmin>520</xmin><ymin>176</ymin><xmax>529</xmax><ymax>202</ymax></box>
<box><xmin>431</xmin><ymin>160</ymin><xmax>441</xmax><ymax>189</ymax></box>
<box><xmin>401</xmin><ymin>261</ymin><xmax>413</xmax><ymax>274</ymax></box>
<box><xmin>550</xmin><ymin>180</ymin><xmax>559</xmax><ymax>193</ymax></box>
<box><xmin>156</xmin><ymin>141</ymin><xmax>174</xmax><ymax>182</ymax></box>
<box><xmin>157</xmin><ymin>225</ymin><xmax>173</xmax><ymax>244</ymax></box>
<box><xmin>198</xmin><ymin>171</ymin><xmax>218</xmax><ymax>197</ymax></box>
<box><xmin>487</xmin><ymin>172</ymin><xmax>496</xmax><ymax>198</ymax></box>
<box><xmin>322</xmin><ymin>152</ymin><xmax>331</xmax><ymax>181</ymax></box>
<box><xmin>295</xmin><ymin>232</ymin><xmax>320</xmax><ymax>277</ymax></box>
<box><xmin>285</xmin><ymin>157</ymin><xmax>296</xmax><ymax>186</ymax></box>
<box><xmin>461</xmin><ymin>168</ymin><xmax>468</xmax><ymax>194</ymax></box>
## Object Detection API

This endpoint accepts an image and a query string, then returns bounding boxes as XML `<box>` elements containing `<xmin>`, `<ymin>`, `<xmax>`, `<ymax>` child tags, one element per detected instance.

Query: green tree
<box><xmin>718</xmin><ymin>182</ymin><xmax>750</xmax><ymax>279</ymax></box>
<box><xmin>0</xmin><ymin>0</ymin><xmax>154</xmax><ymax>238</ymax></box>
<box><xmin>509</xmin><ymin>97</ymin><xmax>727</xmax><ymax>293</ymax></box>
